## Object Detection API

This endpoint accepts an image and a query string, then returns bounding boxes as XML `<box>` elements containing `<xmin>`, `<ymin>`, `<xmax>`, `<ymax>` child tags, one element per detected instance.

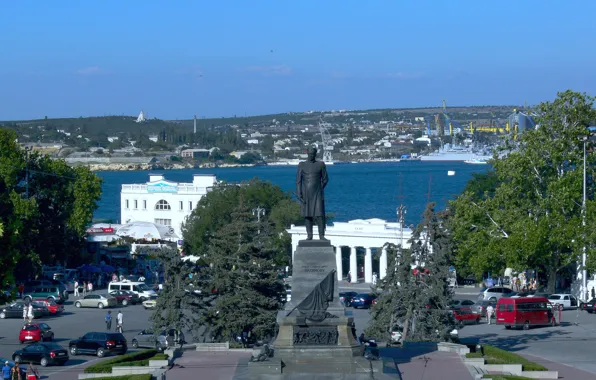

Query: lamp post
<box><xmin>581</xmin><ymin>135</ymin><xmax>587</xmax><ymax>300</ymax></box>
<box><xmin>252</xmin><ymin>206</ymin><xmax>266</xmax><ymax>235</ymax></box>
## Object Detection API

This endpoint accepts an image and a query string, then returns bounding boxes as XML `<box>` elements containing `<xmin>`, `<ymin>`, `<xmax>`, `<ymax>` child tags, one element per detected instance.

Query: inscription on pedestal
<box><xmin>301</xmin><ymin>264</ymin><xmax>326</xmax><ymax>273</ymax></box>
<box><xmin>293</xmin><ymin>326</ymin><xmax>339</xmax><ymax>346</ymax></box>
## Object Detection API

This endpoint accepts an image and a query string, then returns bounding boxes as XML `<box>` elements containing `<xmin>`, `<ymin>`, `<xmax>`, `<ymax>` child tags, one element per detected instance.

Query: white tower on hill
<box><xmin>136</xmin><ymin>110</ymin><xmax>146</xmax><ymax>123</ymax></box>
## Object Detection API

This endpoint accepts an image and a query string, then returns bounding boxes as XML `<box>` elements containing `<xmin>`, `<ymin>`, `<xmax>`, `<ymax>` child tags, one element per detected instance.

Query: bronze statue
<box><xmin>296</xmin><ymin>147</ymin><xmax>329</xmax><ymax>240</ymax></box>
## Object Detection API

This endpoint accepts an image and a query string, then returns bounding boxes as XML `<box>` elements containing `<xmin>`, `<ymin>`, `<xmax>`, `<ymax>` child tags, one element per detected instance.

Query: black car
<box><xmin>12</xmin><ymin>342</ymin><xmax>69</xmax><ymax>367</ymax></box>
<box><xmin>339</xmin><ymin>291</ymin><xmax>358</xmax><ymax>307</ymax></box>
<box><xmin>0</xmin><ymin>302</ymin><xmax>44</xmax><ymax>319</ymax></box>
<box><xmin>69</xmin><ymin>332</ymin><xmax>127</xmax><ymax>358</ymax></box>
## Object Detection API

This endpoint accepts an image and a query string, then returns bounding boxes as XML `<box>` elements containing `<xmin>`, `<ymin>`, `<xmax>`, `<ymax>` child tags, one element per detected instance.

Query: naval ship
<box><xmin>420</xmin><ymin>143</ymin><xmax>492</xmax><ymax>162</ymax></box>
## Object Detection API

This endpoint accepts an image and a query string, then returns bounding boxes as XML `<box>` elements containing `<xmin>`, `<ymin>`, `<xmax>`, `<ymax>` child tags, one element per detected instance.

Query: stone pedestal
<box><xmin>262</xmin><ymin>240</ymin><xmax>381</xmax><ymax>376</ymax></box>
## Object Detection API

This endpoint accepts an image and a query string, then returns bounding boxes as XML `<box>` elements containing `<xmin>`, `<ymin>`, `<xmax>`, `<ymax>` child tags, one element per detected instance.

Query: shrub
<box><xmin>84</xmin><ymin>349</ymin><xmax>158</xmax><ymax>373</ymax></box>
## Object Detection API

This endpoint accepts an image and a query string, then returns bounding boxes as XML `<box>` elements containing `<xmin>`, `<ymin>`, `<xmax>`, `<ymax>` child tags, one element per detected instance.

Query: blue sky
<box><xmin>1</xmin><ymin>1</ymin><xmax>595</xmax><ymax>120</ymax></box>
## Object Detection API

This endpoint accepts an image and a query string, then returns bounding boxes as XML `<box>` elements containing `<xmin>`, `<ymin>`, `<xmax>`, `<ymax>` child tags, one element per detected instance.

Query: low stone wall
<box><xmin>195</xmin><ymin>342</ymin><xmax>230</xmax><ymax>351</ymax></box>
<box><xmin>463</xmin><ymin>358</ymin><xmax>559</xmax><ymax>379</ymax></box>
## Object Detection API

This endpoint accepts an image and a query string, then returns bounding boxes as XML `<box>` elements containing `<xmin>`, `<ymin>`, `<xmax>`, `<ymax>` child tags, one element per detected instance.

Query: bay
<box><xmin>93</xmin><ymin>162</ymin><xmax>487</xmax><ymax>226</ymax></box>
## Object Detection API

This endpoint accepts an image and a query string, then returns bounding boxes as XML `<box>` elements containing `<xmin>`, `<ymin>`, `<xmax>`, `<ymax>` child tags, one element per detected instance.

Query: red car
<box><xmin>33</xmin><ymin>299</ymin><xmax>64</xmax><ymax>315</ymax></box>
<box><xmin>109</xmin><ymin>290</ymin><xmax>139</xmax><ymax>306</ymax></box>
<box><xmin>452</xmin><ymin>308</ymin><xmax>481</xmax><ymax>326</ymax></box>
<box><xmin>19</xmin><ymin>323</ymin><xmax>54</xmax><ymax>344</ymax></box>
<box><xmin>581</xmin><ymin>298</ymin><xmax>596</xmax><ymax>313</ymax></box>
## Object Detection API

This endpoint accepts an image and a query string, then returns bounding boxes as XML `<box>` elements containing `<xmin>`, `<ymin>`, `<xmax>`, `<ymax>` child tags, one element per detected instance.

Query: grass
<box><xmin>85</xmin><ymin>349</ymin><xmax>168</xmax><ymax>373</ymax></box>
<box><xmin>465</xmin><ymin>345</ymin><xmax>547</xmax><ymax>371</ymax></box>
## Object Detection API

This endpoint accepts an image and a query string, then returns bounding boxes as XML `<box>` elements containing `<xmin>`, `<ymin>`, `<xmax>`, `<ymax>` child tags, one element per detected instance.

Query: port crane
<box><xmin>319</xmin><ymin>119</ymin><xmax>334</xmax><ymax>162</ymax></box>
<box><xmin>441</xmin><ymin>100</ymin><xmax>465</xmax><ymax>136</ymax></box>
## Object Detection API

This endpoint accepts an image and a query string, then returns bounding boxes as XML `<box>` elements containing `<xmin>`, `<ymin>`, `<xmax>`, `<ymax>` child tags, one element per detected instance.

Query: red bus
<box><xmin>495</xmin><ymin>297</ymin><xmax>556</xmax><ymax>330</ymax></box>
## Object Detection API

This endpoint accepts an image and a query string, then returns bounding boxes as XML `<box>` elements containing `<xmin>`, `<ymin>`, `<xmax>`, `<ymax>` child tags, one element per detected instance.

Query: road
<box><xmin>0</xmin><ymin>296</ymin><xmax>153</xmax><ymax>379</ymax></box>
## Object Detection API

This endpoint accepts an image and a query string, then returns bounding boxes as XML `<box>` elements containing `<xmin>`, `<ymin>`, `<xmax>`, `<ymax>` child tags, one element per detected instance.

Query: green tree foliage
<box><xmin>182</xmin><ymin>179</ymin><xmax>301</xmax><ymax>266</ymax></box>
<box><xmin>449</xmin><ymin>90</ymin><xmax>596</xmax><ymax>291</ymax></box>
<box><xmin>0</xmin><ymin>129</ymin><xmax>102</xmax><ymax>284</ymax></box>
<box><xmin>150</xmin><ymin>248</ymin><xmax>202</xmax><ymax>340</ymax></box>
<box><xmin>198</xmin><ymin>203</ymin><xmax>285</xmax><ymax>342</ymax></box>
<box><xmin>367</xmin><ymin>203</ymin><xmax>455</xmax><ymax>343</ymax></box>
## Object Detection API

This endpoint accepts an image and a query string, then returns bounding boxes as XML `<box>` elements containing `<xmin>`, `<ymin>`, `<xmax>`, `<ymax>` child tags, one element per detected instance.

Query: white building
<box><xmin>287</xmin><ymin>218</ymin><xmax>413</xmax><ymax>284</ymax></box>
<box><xmin>121</xmin><ymin>174</ymin><xmax>217</xmax><ymax>238</ymax></box>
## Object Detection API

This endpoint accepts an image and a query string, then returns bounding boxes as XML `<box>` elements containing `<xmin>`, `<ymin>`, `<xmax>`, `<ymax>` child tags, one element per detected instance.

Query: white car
<box><xmin>142</xmin><ymin>299</ymin><xmax>157</xmax><ymax>310</ymax></box>
<box><xmin>547</xmin><ymin>294</ymin><xmax>578</xmax><ymax>310</ymax></box>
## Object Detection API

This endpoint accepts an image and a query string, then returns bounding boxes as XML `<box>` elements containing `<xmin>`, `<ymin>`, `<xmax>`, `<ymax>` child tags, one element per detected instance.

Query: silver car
<box><xmin>74</xmin><ymin>294</ymin><xmax>117</xmax><ymax>309</ymax></box>
<box><xmin>478</xmin><ymin>287</ymin><xmax>514</xmax><ymax>302</ymax></box>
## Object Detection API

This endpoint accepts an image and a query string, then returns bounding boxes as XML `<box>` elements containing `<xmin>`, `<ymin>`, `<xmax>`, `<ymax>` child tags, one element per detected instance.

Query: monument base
<box><xmin>250</xmin><ymin>240</ymin><xmax>381</xmax><ymax>377</ymax></box>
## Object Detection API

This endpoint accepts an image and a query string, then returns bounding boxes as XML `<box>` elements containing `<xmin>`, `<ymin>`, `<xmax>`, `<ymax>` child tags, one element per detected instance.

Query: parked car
<box><xmin>131</xmin><ymin>329</ymin><xmax>184</xmax><ymax>351</ymax></box>
<box><xmin>470</xmin><ymin>300</ymin><xmax>497</xmax><ymax>318</ymax></box>
<box><xmin>12</xmin><ymin>342</ymin><xmax>68</xmax><ymax>367</ymax></box>
<box><xmin>450</xmin><ymin>299</ymin><xmax>476</xmax><ymax>309</ymax></box>
<box><xmin>495</xmin><ymin>297</ymin><xmax>556</xmax><ymax>329</ymax></box>
<box><xmin>351</xmin><ymin>294</ymin><xmax>377</xmax><ymax>309</ymax></box>
<box><xmin>452</xmin><ymin>308</ymin><xmax>480</xmax><ymax>327</ymax></box>
<box><xmin>69</xmin><ymin>332</ymin><xmax>127</xmax><ymax>357</ymax></box>
<box><xmin>23</xmin><ymin>284</ymin><xmax>68</xmax><ymax>304</ymax></box>
<box><xmin>32</xmin><ymin>299</ymin><xmax>64</xmax><ymax>315</ymax></box>
<box><xmin>478</xmin><ymin>287</ymin><xmax>515</xmax><ymax>302</ymax></box>
<box><xmin>0</xmin><ymin>302</ymin><xmax>43</xmax><ymax>319</ymax></box>
<box><xmin>108</xmin><ymin>290</ymin><xmax>139</xmax><ymax>306</ymax></box>
<box><xmin>108</xmin><ymin>281</ymin><xmax>156</xmax><ymax>301</ymax></box>
<box><xmin>74</xmin><ymin>294</ymin><xmax>117</xmax><ymax>309</ymax></box>
<box><xmin>142</xmin><ymin>299</ymin><xmax>157</xmax><ymax>310</ymax></box>
<box><xmin>547</xmin><ymin>294</ymin><xmax>578</xmax><ymax>310</ymax></box>
<box><xmin>31</xmin><ymin>301</ymin><xmax>51</xmax><ymax>317</ymax></box>
<box><xmin>19</xmin><ymin>323</ymin><xmax>54</xmax><ymax>343</ymax></box>
<box><xmin>580</xmin><ymin>298</ymin><xmax>596</xmax><ymax>313</ymax></box>
<box><xmin>339</xmin><ymin>291</ymin><xmax>358</xmax><ymax>306</ymax></box>
<box><xmin>24</xmin><ymin>280</ymin><xmax>69</xmax><ymax>300</ymax></box>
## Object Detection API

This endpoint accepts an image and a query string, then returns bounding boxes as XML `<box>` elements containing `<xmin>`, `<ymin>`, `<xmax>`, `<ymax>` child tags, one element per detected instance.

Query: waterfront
<box><xmin>94</xmin><ymin>161</ymin><xmax>488</xmax><ymax>225</ymax></box>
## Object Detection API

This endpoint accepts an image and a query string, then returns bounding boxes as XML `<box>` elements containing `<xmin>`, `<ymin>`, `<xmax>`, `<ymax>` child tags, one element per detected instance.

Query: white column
<box><xmin>380</xmin><ymin>248</ymin><xmax>388</xmax><ymax>280</ymax></box>
<box><xmin>364</xmin><ymin>248</ymin><xmax>373</xmax><ymax>283</ymax></box>
<box><xmin>350</xmin><ymin>246</ymin><xmax>358</xmax><ymax>283</ymax></box>
<box><xmin>335</xmin><ymin>246</ymin><xmax>343</xmax><ymax>281</ymax></box>
<box><xmin>292</xmin><ymin>241</ymin><xmax>298</xmax><ymax>264</ymax></box>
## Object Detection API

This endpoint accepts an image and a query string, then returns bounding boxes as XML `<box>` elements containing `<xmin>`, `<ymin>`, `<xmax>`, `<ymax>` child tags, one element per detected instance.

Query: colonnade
<box><xmin>291</xmin><ymin>243</ymin><xmax>388</xmax><ymax>284</ymax></box>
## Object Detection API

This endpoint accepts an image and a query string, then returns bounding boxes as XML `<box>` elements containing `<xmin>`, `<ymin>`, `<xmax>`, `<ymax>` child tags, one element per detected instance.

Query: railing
<box><xmin>121</xmin><ymin>184</ymin><xmax>209</xmax><ymax>194</ymax></box>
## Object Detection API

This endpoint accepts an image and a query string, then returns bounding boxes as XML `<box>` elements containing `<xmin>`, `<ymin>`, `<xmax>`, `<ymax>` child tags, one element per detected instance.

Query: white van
<box><xmin>108</xmin><ymin>281</ymin><xmax>156</xmax><ymax>300</ymax></box>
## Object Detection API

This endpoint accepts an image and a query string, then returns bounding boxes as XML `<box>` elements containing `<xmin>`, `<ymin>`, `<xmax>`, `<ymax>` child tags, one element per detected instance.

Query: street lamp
<box><xmin>252</xmin><ymin>206</ymin><xmax>266</xmax><ymax>235</ymax></box>
<box><xmin>580</xmin><ymin>126</ymin><xmax>596</xmax><ymax>300</ymax></box>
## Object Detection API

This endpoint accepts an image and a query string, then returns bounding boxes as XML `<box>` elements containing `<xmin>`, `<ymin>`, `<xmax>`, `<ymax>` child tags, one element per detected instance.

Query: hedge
<box><xmin>84</xmin><ymin>349</ymin><xmax>166</xmax><ymax>373</ymax></box>
<box><xmin>465</xmin><ymin>345</ymin><xmax>547</xmax><ymax>371</ymax></box>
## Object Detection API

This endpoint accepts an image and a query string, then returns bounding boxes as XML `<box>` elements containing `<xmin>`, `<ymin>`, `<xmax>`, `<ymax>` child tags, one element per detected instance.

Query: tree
<box><xmin>0</xmin><ymin>129</ymin><xmax>102</xmax><ymax>284</ymax></box>
<box><xmin>150</xmin><ymin>248</ymin><xmax>203</xmax><ymax>341</ymax></box>
<box><xmin>182</xmin><ymin>179</ymin><xmax>301</xmax><ymax>266</ymax></box>
<box><xmin>197</xmin><ymin>202</ymin><xmax>285</xmax><ymax>342</ymax></box>
<box><xmin>367</xmin><ymin>203</ymin><xmax>456</xmax><ymax>343</ymax></box>
<box><xmin>449</xmin><ymin>90</ymin><xmax>596</xmax><ymax>292</ymax></box>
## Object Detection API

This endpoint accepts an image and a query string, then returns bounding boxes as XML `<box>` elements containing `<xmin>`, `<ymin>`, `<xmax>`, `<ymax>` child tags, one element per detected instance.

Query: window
<box><xmin>155</xmin><ymin>200</ymin><xmax>171</xmax><ymax>210</ymax></box>
<box><xmin>143</xmin><ymin>200</ymin><xmax>147</xmax><ymax>209</ymax></box>
<box><xmin>125</xmin><ymin>199</ymin><xmax>129</xmax><ymax>209</ymax></box>
<box><xmin>189</xmin><ymin>201</ymin><xmax>193</xmax><ymax>210</ymax></box>
<box><xmin>179</xmin><ymin>201</ymin><xmax>183</xmax><ymax>210</ymax></box>
<box><xmin>134</xmin><ymin>200</ymin><xmax>138</xmax><ymax>209</ymax></box>
<box><xmin>154</xmin><ymin>218</ymin><xmax>172</xmax><ymax>226</ymax></box>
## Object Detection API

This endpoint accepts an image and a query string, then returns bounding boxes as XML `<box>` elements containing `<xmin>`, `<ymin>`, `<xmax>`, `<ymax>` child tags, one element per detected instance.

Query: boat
<box><xmin>464</xmin><ymin>158</ymin><xmax>489</xmax><ymax>165</ymax></box>
<box><xmin>421</xmin><ymin>143</ymin><xmax>492</xmax><ymax>162</ymax></box>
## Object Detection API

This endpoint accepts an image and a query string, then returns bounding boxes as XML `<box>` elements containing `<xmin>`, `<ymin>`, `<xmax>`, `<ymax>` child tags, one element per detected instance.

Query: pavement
<box><xmin>166</xmin><ymin>350</ymin><xmax>252</xmax><ymax>380</ymax></box>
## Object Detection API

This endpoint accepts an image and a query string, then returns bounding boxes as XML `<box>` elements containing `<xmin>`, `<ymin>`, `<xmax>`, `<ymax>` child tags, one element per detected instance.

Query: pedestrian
<box><xmin>88</xmin><ymin>281</ymin><xmax>93</xmax><ymax>294</ymax></box>
<box><xmin>347</xmin><ymin>271</ymin><xmax>352</xmax><ymax>283</ymax></box>
<box><xmin>10</xmin><ymin>362</ymin><xmax>19</xmax><ymax>380</ymax></box>
<box><xmin>372</xmin><ymin>273</ymin><xmax>378</xmax><ymax>286</ymax></box>
<box><xmin>116</xmin><ymin>310</ymin><xmax>123</xmax><ymax>333</ymax></box>
<box><xmin>26</xmin><ymin>362</ymin><xmax>39</xmax><ymax>380</ymax></box>
<box><xmin>27</xmin><ymin>303</ymin><xmax>34</xmax><ymax>323</ymax></box>
<box><xmin>486</xmin><ymin>304</ymin><xmax>494</xmax><ymax>325</ymax></box>
<box><xmin>18</xmin><ymin>283</ymin><xmax>24</xmax><ymax>298</ymax></box>
<box><xmin>82</xmin><ymin>281</ymin><xmax>87</xmax><ymax>297</ymax></box>
<box><xmin>74</xmin><ymin>280</ymin><xmax>79</xmax><ymax>297</ymax></box>
<box><xmin>105</xmin><ymin>311</ymin><xmax>112</xmax><ymax>331</ymax></box>
<box><xmin>22</xmin><ymin>303</ymin><xmax>28</xmax><ymax>322</ymax></box>
<box><xmin>358</xmin><ymin>332</ymin><xmax>365</xmax><ymax>346</ymax></box>
<box><xmin>2</xmin><ymin>361</ymin><xmax>11</xmax><ymax>380</ymax></box>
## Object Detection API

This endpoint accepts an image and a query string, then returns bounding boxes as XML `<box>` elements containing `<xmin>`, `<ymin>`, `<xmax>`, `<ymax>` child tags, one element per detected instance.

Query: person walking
<box><xmin>10</xmin><ymin>362</ymin><xmax>20</xmax><ymax>380</ymax></box>
<box><xmin>27</xmin><ymin>303</ymin><xmax>34</xmax><ymax>323</ymax></box>
<box><xmin>116</xmin><ymin>310</ymin><xmax>123</xmax><ymax>333</ymax></box>
<box><xmin>105</xmin><ymin>311</ymin><xmax>112</xmax><ymax>331</ymax></box>
<box><xmin>82</xmin><ymin>281</ymin><xmax>87</xmax><ymax>297</ymax></box>
<box><xmin>88</xmin><ymin>281</ymin><xmax>93</xmax><ymax>294</ymax></box>
<box><xmin>22</xmin><ymin>303</ymin><xmax>28</xmax><ymax>322</ymax></box>
<box><xmin>26</xmin><ymin>362</ymin><xmax>39</xmax><ymax>380</ymax></box>
<box><xmin>18</xmin><ymin>283</ymin><xmax>24</xmax><ymax>298</ymax></box>
<box><xmin>486</xmin><ymin>304</ymin><xmax>494</xmax><ymax>325</ymax></box>
<box><xmin>74</xmin><ymin>280</ymin><xmax>79</xmax><ymax>297</ymax></box>
<box><xmin>2</xmin><ymin>361</ymin><xmax>11</xmax><ymax>380</ymax></box>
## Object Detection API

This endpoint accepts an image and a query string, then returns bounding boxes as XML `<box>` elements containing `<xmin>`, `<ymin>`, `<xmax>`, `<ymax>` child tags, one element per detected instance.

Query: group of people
<box><xmin>104</xmin><ymin>310</ymin><xmax>124</xmax><ymax>332</ymax></box>
<box><xmin>2</xmin><ymin>361</ymin><xmax>38</xmax><ymax>380</ymax></box>
<box><xmin>73</xmin><ymin>280</ymin><xmax>94</xmax><ymax>297</ymax></box>
<box><xmin>22</xmin><ymin>303</ymin><xmax>34</xmax><ymax>323</ymax></box>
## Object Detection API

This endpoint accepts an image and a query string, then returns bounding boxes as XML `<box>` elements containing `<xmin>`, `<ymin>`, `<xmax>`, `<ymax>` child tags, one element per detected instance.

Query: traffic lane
<box><xmin>458</xmin><ymin>308</ymin><xmax>596</xmax><ymax>375</ymax></box>
<box><xmin>0</xmin><ymin>300</ymin><xmax>152</xmax><ymax>377</ymax></box>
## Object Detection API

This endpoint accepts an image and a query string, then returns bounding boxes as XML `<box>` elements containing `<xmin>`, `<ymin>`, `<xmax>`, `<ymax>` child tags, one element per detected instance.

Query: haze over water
<box><xmin>94</xmin><ymin>162</ymin><xmax>487</xmax><ymax>226</ymax></box>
